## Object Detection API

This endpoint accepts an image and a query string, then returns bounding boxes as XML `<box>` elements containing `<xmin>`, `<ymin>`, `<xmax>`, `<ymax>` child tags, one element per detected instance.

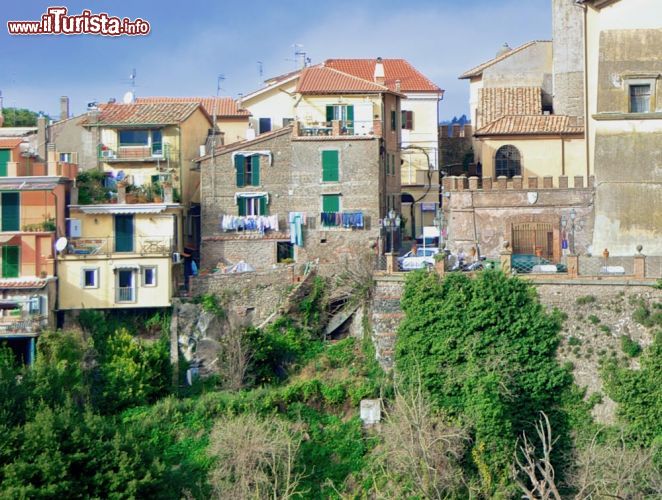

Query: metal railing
<box><xmin>578</xmin><ymin>256</ymin><xmax>634</xmax><ymax>276</ymax></box>
<box><xmin>645</xmin><ymin>256</ymin><xmax>662</xmax><ymax>279</ymax></box>
<box><xmin>297</xmin><ymin>119</ymin><xmax>376</xmax><ymax>137</ymax></box>
<box><xmin>66</xmin><ymin>236</ymin><xmax>174</xmax><ymax>256</ymax></box>
<box><xmin>117</xmin><ymin>287</ymin><xmax>135</xmax><ymax>303</ymax></box>
<box><xmin>0</xmin><ymin>317</ymin><xmax>45</xmax><ymax>334</ymax></box>
<box><xmin>99</xmin><ymin>143</ymin><xmax>175</xmax><ymax>161</ymax></box>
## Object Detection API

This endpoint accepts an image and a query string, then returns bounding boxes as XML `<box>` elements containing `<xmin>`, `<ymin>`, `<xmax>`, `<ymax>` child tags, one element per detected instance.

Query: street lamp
<box><xmin>386</xmin><ymin>210</ymin><xmax>400</xmax><ymax>254</ymax></box>
<box><xmin>433</xmin><ymin>208</ymin><xmax>445</xmax><ymax>251</ymax></box>
<box><xmin>569</xmin><ymin>208</ymin><xmax>577</xmax><ymax>254</ymax></box>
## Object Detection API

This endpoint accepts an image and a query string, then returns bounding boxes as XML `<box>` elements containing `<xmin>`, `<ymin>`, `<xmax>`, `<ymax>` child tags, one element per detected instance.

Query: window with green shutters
<box><xmin>325</xmin><ymin>105</ymin><xmax>354</xmax><ymax>124</ymax></box>
<box><xmin>322</xmin><ymin>194</ymin><xmax>340</xmax><ymax>213</ymax></box>
<box><xmin>237</xmin><ymin>196</ymin><xmax>268</xmax><ymax>216</ymax></box>
<box><xmin>2</xmin><ymin>246</ymin><xmax>19</xmax><ymax>278</ymax></box>
<box><xmin>321</xmin><ymin>150</ymin><xmax>339</xmax><ymax>182</ymax></box>
<box><xmin>234</xmin><ymin>154</ymin><xmax>260</xmax><ymax>187</ymax></box>
<box><xmin>391</xmin><ymin>110</ymin><xmax>397</xmax><ymax>131</ymax></box>
<box><xmin>0</xmin><ymin>150</ymin><xmax>10</xmax><ymax>177</ymax></box>
<box><xmin>1</xmin><ymin>193</ymin><xmax>20</xmax><ymax>231</ymax></box>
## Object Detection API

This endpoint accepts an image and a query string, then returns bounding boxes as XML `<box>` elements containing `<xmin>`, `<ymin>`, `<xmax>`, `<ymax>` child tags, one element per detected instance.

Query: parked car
<box><xmin>512</xmin><ymin>254</ymin><xmax>567</xmax><ymax>274</ymax></box>
<box><xmin>398</xmin><ymin>247</ymin><xmax>440</xmax><ymax>271</ymax></box>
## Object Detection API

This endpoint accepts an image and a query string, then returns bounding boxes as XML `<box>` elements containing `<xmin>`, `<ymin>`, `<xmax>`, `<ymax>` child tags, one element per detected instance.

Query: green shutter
<box><xmin>2</xmin><ymin>246</ymin><xmax>19</xmax><ymax>278</ymax></box>
<box><xmin>326</xmin><ymin>106</ymin><xmax>334</xmax><ymax>123</ymax></box>
<box><xmin>1</xmin><ymin>193</ymin><xmax>20</xmax><ymax>231</ymax></box>
<box><xmin>322</xmin><ymin>150</ymin><xmax>339</xmax><ymax>182</ymax></box>
<box><xmin>346</xmin><ymin>105</ymin><xmax>354</xmax><ymax>122</ymax></box>
<box><xmin>322</xmin><ymin>194</ymin><xmax>340</xmax><ymax>213</ymax></box>
<box><xmin>114</xmin><ymin>215</ymin><xmax>134</xmax><ymax>252</ymax></box>
<box><xmin>259</xmin><ymin>196</ymin><xmax>267</xmax><ymax>215</ymax></box>
<box><xmin>238</xmin><ymin>198</ymin><xmax>246</xmax><ymax>216</ymax></box>
<box><xmin>251</xmin><ymin>155</ymin><xmax>260</xmax><ymax>186</ymax></box>
<box><xmin>235</xmin><ymin>154</ymin><xmax>245</xmax><ymax>187</ymax></box>
<box><xmin>0</xmin><ymin>150</ymin><xmax>9</xmax><ymax>177</ymax></box>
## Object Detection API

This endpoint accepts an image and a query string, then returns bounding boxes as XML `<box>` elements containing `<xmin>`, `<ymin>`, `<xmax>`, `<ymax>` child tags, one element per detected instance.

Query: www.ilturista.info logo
<box><xmin>7</xmin><ymin>7</ymin><xmax>151</xmax><ymax>36</ymax></box>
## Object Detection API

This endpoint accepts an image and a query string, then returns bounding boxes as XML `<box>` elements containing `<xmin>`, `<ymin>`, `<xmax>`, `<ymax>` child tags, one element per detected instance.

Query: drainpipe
<box><xmin>561</xmin><ymin>133</ymin><xmax>566</xmax><ymax>176</ymax></box>
<box><xmin>578</xmin><ymin>1</ymin><xmax>591</xmax><ymax>181</ymax></box>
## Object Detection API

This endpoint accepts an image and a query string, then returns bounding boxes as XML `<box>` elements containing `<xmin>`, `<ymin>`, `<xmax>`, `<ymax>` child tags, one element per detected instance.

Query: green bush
<box><xmin>395</xmin><ymin>271</ymin><xmax>571</xmax><ymax>491</ymax></box>
<box><xmin>576</xmin><ymin>295</ymin><xmax>597</xmax><ymax>305</ymax></box>
<box><xmin>568</xmin><ymin>336</ymin><xmax>582</xmax><ymax>346</ymax></box>
<box><xmin>588</xmin><ymin>314</ymin><xmax>600</xmax><ymax>324</ymax></box>
<box><xmin>620</xmin><ymin>335</ymin><xmax>642</xmax><ymax>358</ymax></box>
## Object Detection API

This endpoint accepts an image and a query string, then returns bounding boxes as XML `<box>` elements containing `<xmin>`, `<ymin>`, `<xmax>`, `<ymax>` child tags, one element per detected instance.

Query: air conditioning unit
<box><xmin>172</xmin><ymin>252</ymin><xmax>182</xmax><ymax>264</ymax></box>
<box><xmin>101</xmin><ymin>150</ymin><xmax>116</xmax><ymax>158</ymax></box>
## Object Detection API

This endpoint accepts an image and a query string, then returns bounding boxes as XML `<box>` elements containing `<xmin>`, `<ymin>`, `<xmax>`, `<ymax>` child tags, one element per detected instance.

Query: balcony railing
<box><xmin>65</xmin><ymin>236</ymin><xmax>174</xmax><ymax>256</ymax></box>
<box><xmin>294</xmin><ymin>119</ymin><xmax>379</xmax><ymax>138</ymax></box>
<box><xmin>0</xmin><ymin>316</ymin><xmax>46</xmax><ymax>334</ymax></box>
<box><xmin>99</xmin><ymin>143</ymin><xmax>174</xmax><ymax>162</ymax></box>
<box><xmin>117</xmin><ymin>287</ymin><xmax>135</xmax><ymax>303</ymax></box>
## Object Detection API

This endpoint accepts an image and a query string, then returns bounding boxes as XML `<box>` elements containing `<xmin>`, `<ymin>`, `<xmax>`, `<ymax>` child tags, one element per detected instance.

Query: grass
<box><xmin>620</xmin><ymin>335</ymin><xmax>642</xmax><ymax>358</ymax></box>
<box><xmin>568</xmin><ymin>336</ymin><xmax>582</xmax><ymax>346</ymax></box>
<box><xmin>576</xmin><ymin>295</ymin><xmax>597</xmax><ymax>306</ymax></box>
<box><xmin>588</xmin><ymin>315</ymin><xmax>600</xmax><ymax>325</ymax></box>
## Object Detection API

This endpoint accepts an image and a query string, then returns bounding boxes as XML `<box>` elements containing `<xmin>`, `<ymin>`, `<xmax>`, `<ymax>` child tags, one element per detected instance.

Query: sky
<box><xmin>0</xmin><ymin>0</ymin><xmax>551</xmax><ymax>121</ymax></box>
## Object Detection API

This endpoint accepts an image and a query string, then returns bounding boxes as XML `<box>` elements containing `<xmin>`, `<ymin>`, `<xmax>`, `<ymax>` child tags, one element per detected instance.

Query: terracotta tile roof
<box><xmin>135</xmin><ymin>96</ymin><xmax>250</xmax><ymax>117</ymax></box>
<box><xmin>0</xmin><ymin>138</ymin><xmax>24</xmax><ymax>149</ymax></box>
<box><xmin>459</xmin><ymin>41</ymin><xmax>550</xmax><ymax>79</ymax></box>
<box><xmin>199</xmin><ymin>125</ymin><xmax>293</xmax><ymax>160</ymax></box>
<box><xmin>296</xmin><ymin>66</ymin><xmax>391</xmax><ymax>94</ymax></box>
<box><xmin>324</xmin><ymin>59</ymin><xmax>442</xmax><ymax>93</ymax></box>
<box><xmin>81</xmin><ymin>102</ymin><xmax>205</xmax><ymax>126</ymax></box>
<box><xmin>263</xmin><ymin>69</ymin><xmax>302</xmax><ymax>85</ymax></box>
<box><xmin>475</xmin><ymin>115</ymin><xmax>584</xmax><ymax>136</ymax></box>
<box><xmin>0</xmin><ymin>277</ymin><xmax>48</xmax><ymax>289</ymax></box>
<box><xmin>479</xmin><ymin>87</ymin><xmax>542</xmax><ymax>127</ymax></box>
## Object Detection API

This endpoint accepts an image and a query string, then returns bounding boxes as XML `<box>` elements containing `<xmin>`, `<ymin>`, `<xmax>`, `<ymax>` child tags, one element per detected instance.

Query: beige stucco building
<box><xmin>579</xmin><ymin>0</ymin><xmax>662</xmax><ymax>255</ymax></box>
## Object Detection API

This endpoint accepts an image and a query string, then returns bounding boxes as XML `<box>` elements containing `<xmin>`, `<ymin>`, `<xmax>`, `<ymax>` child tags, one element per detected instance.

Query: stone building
<box><xmin>578</xmin><ymin>0</ymin><xmax>662</xmax><ymax>255</ymax></box>
<box><xmin>198</xmin><ymin>64</ymin><xmax>402</xmax><ymax>274</ymax></box>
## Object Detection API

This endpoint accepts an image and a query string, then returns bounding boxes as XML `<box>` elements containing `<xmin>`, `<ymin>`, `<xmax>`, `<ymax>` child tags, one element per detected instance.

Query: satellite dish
<box><xmin>122</xmin><ymin>91</ymin><xmax>135</xmax><ymax>104</ymax></box>
<box><xmin>55</xmin><ymin>237</ymin><xmax>68</xmax><ymax>253</ymax></box>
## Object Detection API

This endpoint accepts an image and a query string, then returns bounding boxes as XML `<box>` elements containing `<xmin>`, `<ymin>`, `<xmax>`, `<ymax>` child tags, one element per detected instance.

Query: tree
<box><xmin>369</xmin><ymin>379</ymin><xmax>467</xmax><ymax>498</ymax></box>
<box><xmin>1</xmin><ymin>107</ymin><xmax>46</xmax><ymax>127</ymax></box>
<box><xmin>396</xmin><ymin>270</ymin><xmax>571</xmax><ymax>492</ymax></box>
<box><xmin>207</xmin><ymin>413</ymin><xmax>305</xmax><ymax>499</ymax></box>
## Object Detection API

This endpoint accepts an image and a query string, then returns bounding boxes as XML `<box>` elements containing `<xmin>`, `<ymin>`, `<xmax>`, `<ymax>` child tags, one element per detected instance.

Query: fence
<box><xmin>65</xmin><ymin>236</ymin><xmax>173</xmax><ymax>256</ymax></box>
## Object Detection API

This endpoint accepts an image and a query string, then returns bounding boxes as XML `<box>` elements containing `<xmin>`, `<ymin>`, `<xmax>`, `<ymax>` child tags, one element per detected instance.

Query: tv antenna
<box><xmin>257</xmin><ymin>61</ymin><xmax>264</xmax><ymax>83</ymax></box>
<box><xmin>130</xmin><ymin>68</ymin><xmax>137</xmax><ymax>92</ymax></box>
<box><xmin>216</xmin><ymin>74</ymin><xmax>225</xmax><ymax>96</ymax></box>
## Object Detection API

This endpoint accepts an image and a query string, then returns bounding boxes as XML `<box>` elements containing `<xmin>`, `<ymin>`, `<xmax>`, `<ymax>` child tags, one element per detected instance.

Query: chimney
<box><xmin>60</xmin><ymin>96</ymin><xmax>69</xmax><ymax>121</ymax></box>
<box><xmin>374</xmin><ymin>57</ymin><xmax>385</xmax><ymax>85</ymax></box>
<box><xmin>37</xmin><ymin>115</ymin><xmax>47</xmax><ymax>161</ymax></box>
<box><xmin>496</xmin><ymin>43</ymin><xmax>511</xmax><ymax>57</ymax></box>
<box><xmin>108</xmin><ymin>97</ymin><xmax>116</xmax><ymax>104</ymax></box>
<box><xmin>395</xmin><ymin>79</ymin><xmax>401</xmax><ymax>93</ymax></box>
<box><xmin>237</xmin><ymin>93</ymin><xmax>243</xmax><ymax>111</ymax></box>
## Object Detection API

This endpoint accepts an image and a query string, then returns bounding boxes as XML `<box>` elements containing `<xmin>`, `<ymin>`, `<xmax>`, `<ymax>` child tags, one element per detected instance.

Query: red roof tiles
<box><xmin>0</xmin><ymin>138</ymin><xmax>24</xmax><ymax>149</ymax></box>
<box><xmin>479</xmin><ymin>87</ymin><xmax>542</xmax><ymax>127</ymax></box>
<box><xmin>475</xmin><ymin>115</ymin><xmax>584</xmax><ymax>136</ymax></box>
<box><xmin>135</xmin><ymin>96</ymin><xmax>250</xmax><ymax>118</ymax></box>
<box><xmin>81</xmin><ymin>102</ymin><xmax>206</xmax><ymax>126</ymax></box>
<box><xmin>0</xmin><ymin>277</ymin><xmax>48</xmax><ymax>289</ymax></box>
<box><xmin>324</xmin><ymin>59</ymin><xmax>442</xmax><ymax>93</ymax></box>
<box><xmin>296</xmin><ymin>66</ymin><xmax>390</xmax><ymax>94</ymax></box>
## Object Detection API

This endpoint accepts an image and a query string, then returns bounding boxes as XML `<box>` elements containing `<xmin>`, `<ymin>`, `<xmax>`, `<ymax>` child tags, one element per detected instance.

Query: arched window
<box><xmin>495</xmin><ymin>145</ymin><xmax>521</xmax><ymax>178</ymax></box>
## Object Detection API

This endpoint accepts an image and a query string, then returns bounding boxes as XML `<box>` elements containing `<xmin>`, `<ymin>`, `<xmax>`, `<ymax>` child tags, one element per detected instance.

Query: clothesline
<box><xmin>320</xmin><ymin>211</ymin><xmax>364</xmax><ymax>229</ymax></box>
<box><xmin>220</xmin><ymin>215</ymin><xmax>279</xmax><ymax>233</ymax></box>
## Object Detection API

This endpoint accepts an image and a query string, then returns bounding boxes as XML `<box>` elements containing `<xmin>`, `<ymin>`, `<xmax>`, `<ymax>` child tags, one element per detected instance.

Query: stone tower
<box><xmin>552</xmin><ymin>0</ymin><xmax>585</xmax><ymax>116</ymax></box>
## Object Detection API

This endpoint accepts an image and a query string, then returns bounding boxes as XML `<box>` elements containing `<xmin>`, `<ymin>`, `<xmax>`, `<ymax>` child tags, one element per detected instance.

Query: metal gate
<box><xmin>512</xmin><ymin>223</ymin><xmax>553</xmax><ymax>258</ymax></box>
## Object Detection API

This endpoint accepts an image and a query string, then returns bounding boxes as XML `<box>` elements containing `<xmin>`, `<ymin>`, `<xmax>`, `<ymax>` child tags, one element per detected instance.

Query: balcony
<box><xmin>293</xmin><ymin>119</ymin><xmax>381</xmax><ymax>139</ymax></box>
<box><xmin>116</xmin><ymin>287</ymin><xmax>136</xmax><ymax>303</ymax></box>
<box><xmin>99</xmin><ymin>143</ymin><xmax>175</xmax><ymax>162</ymax></box>
<box><xmin>64</xmin><ymin>236</ymin><xmax>174</xmax><ymax>257</ymax></box>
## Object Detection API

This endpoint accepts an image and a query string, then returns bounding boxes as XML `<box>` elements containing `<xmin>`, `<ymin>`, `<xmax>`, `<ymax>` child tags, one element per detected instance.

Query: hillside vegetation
<box><xmin>0</xmin><ymin>272</ymin><xmax>659</xmax><ymax>498</ymax></box>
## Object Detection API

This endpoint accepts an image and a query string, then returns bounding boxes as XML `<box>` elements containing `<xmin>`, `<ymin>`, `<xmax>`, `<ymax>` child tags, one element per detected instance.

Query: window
<box><xmin>1</xmin><ymin>192</ymin><xmax>20</xmax><ymax>231</ymax></box>
<box><xmin>391</xmin><ymin>154</ymin><xmax>396</xmax><ymax>175</ymax></box>
<box><xmin>390</xmin><ymin>110</ymin><xmax>397</xmax><ymax>131</ymax></box>
<box><xmin>1</xmin><ymin>246</ymin><xmax>19</xmax><ymax>278</ymax></box>
<box><xmin>277</xmin><ymin>242</ymin><xmax>294</xmax><ymax>263</ymax></box>
<box><xmin>495</xmin><ymin>145</ymin><xmax>521</xmax><ymax>178</ymax></box>
<box><xmin>282</xmin><ymin>118</ymin><xmax>294</xmax><ymax>127</ymax></box>
<box><xmin>326</xmin><ymin>105</ymin><xmax>354</xmax><ymax>124</ymax></box>
<box><xmin>234</xmin><ymin>154</ymin><xmax>260</xmax><ymax>187</ymax></box>
<box><xmin>82</xmin><ymin>268</ymin><xmax>99</xmax><ymax>288</ymax></box>
<box><xmin>629</xmin><ymin>84</ymin><xmax>651</xmax><ymax>113</ymax></box>
<box><xmin>114</xmin><ymin>214</ymin><xmax>134</xmax><ymax>252</ymax></box>
<box><xmin>59</xmin><ymin>152</ymin><xmax>72</xmax><ymax>163</ymax></box>
<box><xmin>119</xmin><ymin>130</ymin><xmax>149</xmax><ymax>145</ymax></box>
<box><xmin>142</xmin><ymin>266</ymin><xmax>157</xmax><ymax>287</ymax></box>
<box><xmin>401</xmin><ymin>110</ymin><xmax>414</xmax><ymax>130</ymax></box>
<box><xmin>322</xmin><ymin>150</ymin><xmax>339</xmax><ymax>182</ymax></box>
<box><xmin>258</xmin><ymin>118</ymin><xmax>272</xmax><ymax>134</ymax></box>
<box><xmin>322</xmin><ymin>194</ymin><xmax>340</xmax><ymax>213</ymax></box>
<box><xmin>237</xmin><ymin>196</ymin><xmax>268</xmax><ymax>216</ymax></box>
<box><xmin>117</xmin><ymin>269</ymin><xmax>135</xmax><ymax>303</ymax></box>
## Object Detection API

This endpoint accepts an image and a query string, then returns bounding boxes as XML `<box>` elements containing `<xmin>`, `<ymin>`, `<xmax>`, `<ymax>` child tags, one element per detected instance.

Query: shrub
<box><xmin>576</xmin><ymin>295</ymin><xmax>597</xmax><ymax>306</ymax></box>
<box><xmin>588</xmin><ymin>315</ymin><xmax>600</xmax><ymax>325</ymax></box>
<box><xmin>599</xmin><ymin>325</ymin><xmax>612</xmax><ymax>335</ymax></box>
<box><xmin>620</xmin><ymin>335</ymin><xmax>642</xmax><ymax>358</ymax></box>
<box><xmin>568</xmin><ymin>336</ymin><xmax>582</xmax><ymax>346</ymax></box>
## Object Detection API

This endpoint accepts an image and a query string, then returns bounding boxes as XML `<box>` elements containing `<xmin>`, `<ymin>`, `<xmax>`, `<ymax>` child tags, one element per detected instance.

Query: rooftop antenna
<box><xmin>292</xmin><ymin>43</ymin><xmax>307</xmax><ymax>70</ymax></box>
<box><xmin>257</xmin><ymin>61</ymin><xmax>264</xmax><ymax>84</ymax></box>
<box><xmin>216</xmin><ymin>74</ymin><xmax>225</xmax><ymax>96</ymax></box>
<box><xmin>130</xmin><ymin>68</ymin><xmax>137</xmax><ymax>92</ymax></box>
<box><xmin>210</xmin><ymin>73</ymin><xmax>225</xmax><ymax>196</ymax></box>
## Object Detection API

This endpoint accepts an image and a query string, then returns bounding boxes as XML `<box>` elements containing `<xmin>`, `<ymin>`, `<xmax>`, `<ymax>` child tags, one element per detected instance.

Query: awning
<box><xmin>0</xmin><ymin>234</ymin><xmax>18</xmax><ymax>244</ymax></box>
<box><xmin>78</xmin><ymin>204</ymin><xmax>169</xmax><ymax>215</ymax></box>
<box><xmin>234</xmin><ymin>192</ymin><xmax>269</xmax><ymax>204</ymax></box>
<box><xmin>111</xmin><ymin>263</ymin><xmax>141</xmax><ymax>270</ymax></box>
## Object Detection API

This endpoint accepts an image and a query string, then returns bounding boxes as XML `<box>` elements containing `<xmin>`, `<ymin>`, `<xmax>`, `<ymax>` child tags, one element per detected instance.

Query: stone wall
<box><xmin>552</xmin><ymin>0</ymin><xmax>585</xmax><ymax>117</ymax></box>
<box><xmin>190</xmin><ymin>265</ymin><xmax>296</xmax><ymax>325</ymax></box>
<box><xmin>443</xmin><ymin>176</ymin><xmax>594</xmax><ymax>259</ymax></box>
<box><xmin>370</xmin><ymin>275</ymin><xmax>406</xmax><ymax>369</ymax></box>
